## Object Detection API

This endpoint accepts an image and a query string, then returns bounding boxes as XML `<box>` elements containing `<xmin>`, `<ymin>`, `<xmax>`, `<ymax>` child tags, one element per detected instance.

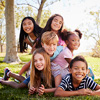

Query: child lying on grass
<box><xmin>54</xmin><ymin>56</ymin><xmax>100</xmax><ymax>97</ymax></box>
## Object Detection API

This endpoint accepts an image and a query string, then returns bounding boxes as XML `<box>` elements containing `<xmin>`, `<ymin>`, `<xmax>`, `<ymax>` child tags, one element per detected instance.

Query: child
<box><xmin>19</xmin><ymin>16</ymin><xmax>43</xmax><ymax>76</ymax></box>
<box><xmin>0</xmin><ymin>48</ymin><xmax>51</xmax><ymax>89</ymax></box>
<box><xmin>54</xmin><ymin>56</ymin><xmax>100</xmax><ymax>97</ymax></box>
<box><xmin>29</xmin><ymin>31</ymin><xmax>63</xmax><ymax>95</ymax></box>
<box><xmin>19</xmin><ymin>16</ymin><xmax>43</xmax><ymax>53</ymax></box>
<box><xmin>51</xmin><ymin>29</ymin><xmax>82</xmax><ymax>79</ymax></box>
<box><xmin>28</xmin><ymin>48</ymin><xmax>52</xmax><ymax>94</ymax></box>
<box><xmin>19</xmin><ymin>14</ymin><xmax>65</xmax><ymax>76</ymax></box>
<box><xmin>39</xmin><ymin>14</ymin><xmax>66</xmax><ymax>47</ymax></box>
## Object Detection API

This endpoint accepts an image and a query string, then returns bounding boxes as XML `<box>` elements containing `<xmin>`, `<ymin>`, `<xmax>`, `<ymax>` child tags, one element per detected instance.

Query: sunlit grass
<box><xmin>0</xmin><ymin>53</ymin><xmax>100</xmax><ymax>99</ymax></box>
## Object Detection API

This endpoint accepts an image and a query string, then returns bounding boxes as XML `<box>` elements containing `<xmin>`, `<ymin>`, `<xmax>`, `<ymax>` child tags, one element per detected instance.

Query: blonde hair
<box><xmin>41</xmin><ymin>31</ymin><xmax>58</xmax><ymax>45</ymax></box>
<box><xmin>30</xmin><ymin>48</ymin><xmax>51</xmax><ymax>88</ymax></box>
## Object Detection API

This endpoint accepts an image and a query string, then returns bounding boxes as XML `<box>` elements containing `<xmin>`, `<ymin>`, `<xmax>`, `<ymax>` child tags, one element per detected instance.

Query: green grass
<box><xmin>0</xmin><ymin>53</ymin><xmax>100</xmax><ymax>100</ymax></box>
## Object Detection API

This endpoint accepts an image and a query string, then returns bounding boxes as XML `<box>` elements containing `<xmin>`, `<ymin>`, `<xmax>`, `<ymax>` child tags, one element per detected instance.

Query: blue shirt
<box><xmin>50</xmin><ymin>46</ymin><xmax>63</xmax><ymax>61</ymax></box>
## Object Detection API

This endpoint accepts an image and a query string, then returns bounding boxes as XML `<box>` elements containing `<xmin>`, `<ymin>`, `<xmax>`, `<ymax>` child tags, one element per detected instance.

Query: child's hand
<box><xmin>78</xmin><ymin>88</ymin><xmax>92</xmax><ymax>95</ymax></box>
<box><xmin>29</xmin><ymin>87</ymin><xmax>36</xmax><ymax>94</ymax></box>
<box><xmin>38</xmin><ymin>84</ymin><xmax>45</xmax><ymax>96</ymax></box>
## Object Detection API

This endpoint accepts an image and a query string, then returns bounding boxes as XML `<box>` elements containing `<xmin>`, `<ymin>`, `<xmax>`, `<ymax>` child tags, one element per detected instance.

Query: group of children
<box><xmin>0</xmin><ymin>14</ymin><xmax>100</xmax><ymax>97</ymax></box>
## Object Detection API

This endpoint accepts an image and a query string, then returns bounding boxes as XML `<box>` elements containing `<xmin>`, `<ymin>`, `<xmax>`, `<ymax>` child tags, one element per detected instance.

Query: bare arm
<box><xmin>54</xmin><ymin>74</ymin><xmax>62</xmax><ymax>87</ymax></box>
<box><xmin>91</xmin><ymin>85</ymin><xmax>100</xmax><ymax>96</ymax></box>
<box><xmin>38</xmin><ymin>84</ymin><xmax>56</xmax><ymax>96</ymax></box>
<box><xmin>54</xmin><ymin>87</ymin><xmax>92</xmax><ymax>97</ymax></box>
<box><xmin>31</xmin><ymin>43</ymin><xmax>36</xmax><ymax>54</ymax></box>
<box><xmin>65</xmin><ymin>58</ymin><xmax>72</xmax><ymax>64</ymax></box>
<box><xmin>38</xmin><ymin>75</ymin><xmax>62</xmax><ymax>96</ymax></box>
<box><xmin>19</xmin><ymin>61</ymin><xmax>31</xmax><ymax>75</ymax></box>
<box><xmin>24</xmin><ymin>38</ymin><xmax>37</xmax><ymax>54</ymax></box>
<box><xmin>65</xmin><ymin>58</ymin><xmax>72</xmax><ymax>69</ymax></box>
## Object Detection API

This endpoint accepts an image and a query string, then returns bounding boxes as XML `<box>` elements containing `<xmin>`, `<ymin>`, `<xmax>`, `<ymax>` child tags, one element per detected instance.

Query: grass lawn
<box><xmin>0</xmin><ymin>53</ymin><xmax>100</xmax><ymax>100</ymax></box>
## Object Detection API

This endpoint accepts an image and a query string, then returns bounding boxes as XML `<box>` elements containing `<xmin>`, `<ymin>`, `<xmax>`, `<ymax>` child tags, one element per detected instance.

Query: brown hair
<box><xmin>30</xmin><ymin>48</ymin><xmax>51</xmax><ymax>88</ymax></box>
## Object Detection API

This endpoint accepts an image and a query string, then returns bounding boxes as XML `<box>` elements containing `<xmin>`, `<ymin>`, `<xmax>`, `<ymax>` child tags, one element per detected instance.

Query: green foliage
<box><xmin>15</xmin><ymin>5</ymin><xmax>51</xmax><ymax>28</ymax></box>
<box><xmin>15</xmin><ymin>5</ymin><xmax>35</xmax><ymax>28</ymax></box>
<box><xmin>0</xmin><ymin>33</ymin><xmax>6</xmax><ymax>44</ymax></box>
<box><xmin>40</xmin><ymin>10</ymin><xmax>51</xmax><ymax>28</ymax></box>
<box><xmin>91</xmin><ymin>39</ymin><xmax>100</xmax><ymax>57</ymax></box>
<box><xmin>88</xmin><ymin>10</ymin><xmax>100</xmax><ymax>57</ymax></box>
<box><xmin>0</xmin><ymin>0</ymin><xmax>5</xmax><ymax>19</ymax></box>
<box><xmin>84</xmin><ymin>55</ymin><xmax>100</xmax><ymax>79</ymax></box>
<box><xmin>0</xmin><ymin>54</ymin><xmax>100</xmax><ymax>99</ymax></box>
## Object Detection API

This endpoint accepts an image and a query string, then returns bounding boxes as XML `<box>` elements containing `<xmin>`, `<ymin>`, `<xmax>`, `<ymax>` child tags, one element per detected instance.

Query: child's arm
<box><xmin>54</xmin><ymin>87</ymin><xmax>92</xmax><ymax>97</ymax></box>
<box><xmin>65</xmin><ymin>58</ymin><xmax>72</xmax><ymax>64</ymax></box>
<box><xmin>29</xmin><ymin>86</ymin><xmax>36</xmax><ymax>94</ymax></box>
<box><xmin>38</xmin><ymin>84</ymin><xmax>56</xmax><ymax>96</ymax></box>
<box><xmin>31</xmin><ymin>43</ymin><xmax>36</xmax><ymax>54</ymax></box>
<box><xmin>19</xmin><ymin>61</ymin><xmax>31</xmax><ymax>75</ymax></box>
<box><xmin>38</xmin><ymin>75</ymin><xmax>61</xmax><ymax>96</ymax></box>
<box><xmin>55</xmin><ymin>74</ymin><xmax>62</xmax><ymax>87</ymax></box>
<box><xmin>91</xmin><ymin>85</ymin><xmax>100</xmax><ymax>96</ymax></box>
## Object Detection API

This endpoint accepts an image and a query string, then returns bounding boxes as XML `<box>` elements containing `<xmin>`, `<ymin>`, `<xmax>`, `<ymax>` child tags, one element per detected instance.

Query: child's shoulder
<box><xmin>83</xmin><ymin>75</ymin><xmax>95</xmax><ymax>83</ymax></box>
<box><xmin>62</xmin><ymin>74</ymin><xmax>72</xmax><ymax>81</ymax></box>
<box><xmin>56</xmin><ymin>46</ymin><xmax>63</xmax><ymax>51</ymax></box>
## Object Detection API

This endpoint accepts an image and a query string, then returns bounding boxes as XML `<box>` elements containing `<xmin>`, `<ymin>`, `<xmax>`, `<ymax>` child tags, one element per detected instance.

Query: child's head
<box><xmin>20</xmin><ymin>16</ymin><xmax>42</xmax><ymax>37</ymax></box>
<box><xmin>30</xmin><ymin>48</ymin><xmax>51</xmax><ymax>87</ymax></box>
<box><xmin>70</xmin><ymin>56</ymin><xmax>88</xmax><ymax>82</ymax></box>
<box><xmin>42</xmin><ymin>14</ymin><xmax>64</xmax><ymax>35</ymax></box>
<box><xmin>61</xmin><ymin>29</ymin><xmax>82</xmax><ymax>52</ymax></box>
<box><xmin>19</xmin><ymin>16</ymin><xmax>42</xmax><ymax>52</ymax></box>
<box><xmin>41</xmin><ymin>31</ymin><xmax>58</xmax><ymax>56</ymax></box>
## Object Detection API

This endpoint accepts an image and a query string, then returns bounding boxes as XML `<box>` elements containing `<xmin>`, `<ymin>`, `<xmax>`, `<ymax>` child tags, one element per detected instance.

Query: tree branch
<box><xmin>16</xmin><ymin>3</ymin><xmax>38</xmax><ymax>10</ymax></box>
<box><xmin>0</xmin><ymin>0</ymin><xmax>5</xmax><ymax>7</ymax></box>
<box><xmin>37</xmin><ymin>0</ymin><xmax>40</xmax><ymax>5</ymax></box>
<box><xmin>44</xmin><ymin>0</ymin><xmax>60</xmax><ymax>8</ymax></box>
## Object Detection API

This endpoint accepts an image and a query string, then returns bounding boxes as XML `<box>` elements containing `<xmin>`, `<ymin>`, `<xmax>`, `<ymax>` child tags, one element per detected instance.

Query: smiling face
<box><xmin>70</xmin><ymin>61</ymin><xmax>88</xmax><ymax>83</ymax></box>
<box><xmin>23</xmin><ymin>19</ymin><xmax>34</xmax><ymax>34</ymax></box>
<box><xmin>67</xmin><ymin>34</ymin><xmax>80</xmax><ymax>52</ymax></box>
<box><xmin>34</xmin><ymin>53</ymin><xmax>45</xmax><ymax>71</ymax></box>
<box><xmin>51</xmin><ymin>16</ymin><xmax>63</xmax><ymax>33</ymax></box>
<box><xmin>42</xmin><ymin>42</ymin><xmax>57</xmax><ymax>57</ymax></box>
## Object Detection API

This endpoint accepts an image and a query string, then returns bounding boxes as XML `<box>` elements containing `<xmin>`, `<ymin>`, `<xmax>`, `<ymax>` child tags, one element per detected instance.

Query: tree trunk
<box><xmin>4</xmin><ymin>0</ymin><xmax>20</xmax><ymax>63</ymax></box>
<box><xmin>1</xmin><ymin>44</ymin><xmax>3</xmax><ymax>52</ymax></box>
<box><xmin>36</xmin><ymin>0</ymin><xmax>46</xmax><ymax>25</ymax></box>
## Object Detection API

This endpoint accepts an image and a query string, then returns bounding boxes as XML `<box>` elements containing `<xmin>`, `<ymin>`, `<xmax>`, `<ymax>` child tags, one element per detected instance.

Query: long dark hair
<box><xmin>42</xmin><ymin>14</ymin><xmax>63</xmax><ymax>35</ymax></box>
<box><xmin>38</xmin><ymin>14</ymin><xmax>64</xmax><ymax>47</ymax></box>
<box><xmin>19</xmin><ymin>16</ymin><xmax>43</xmax><ymax>52</ymax></box>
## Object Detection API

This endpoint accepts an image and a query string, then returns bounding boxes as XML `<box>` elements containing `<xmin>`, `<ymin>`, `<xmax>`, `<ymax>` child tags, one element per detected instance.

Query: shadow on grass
<box><xmin>0</xmin><ymin>61</ymin><xmax>4</xmax><ymax>63</ymax></box>
<box><xmin>0</xmin><ymin>57</ymin><xmax>4</xmax><ymax>63</ymax></box>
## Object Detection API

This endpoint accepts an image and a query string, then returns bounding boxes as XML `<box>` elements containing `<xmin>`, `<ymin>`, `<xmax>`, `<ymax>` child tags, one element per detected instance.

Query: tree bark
<box><xmin>36</xmin><ymin>0</ymin><xmax>46</xmax><ymax>25</ymax></box>
<box><xmin>4</xmin><ymin>0</ymin><xmax>20</xmax><ymax>63</ymax></box>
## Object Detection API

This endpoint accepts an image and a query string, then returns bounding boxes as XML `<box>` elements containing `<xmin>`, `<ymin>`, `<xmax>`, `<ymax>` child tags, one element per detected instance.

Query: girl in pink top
<box><xmin>51</xmin><ymin>29</ymin><xmax>82</xmax><ymax>78</ymax></box>
<box><xmin>39</xmin><ymin>14</ymin><xmax>66</xmax><ymax>47</ymax></box>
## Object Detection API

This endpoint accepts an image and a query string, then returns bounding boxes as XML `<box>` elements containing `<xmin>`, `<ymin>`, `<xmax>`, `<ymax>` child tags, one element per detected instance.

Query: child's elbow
<box><xmin>54</xmin><ymin>91</ymin><xmax>61</xmax><ymax>97</ymax></box>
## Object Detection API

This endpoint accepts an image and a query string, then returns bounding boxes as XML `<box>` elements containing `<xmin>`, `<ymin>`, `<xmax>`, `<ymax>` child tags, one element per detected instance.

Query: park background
<box><xmin>0</xmin><ymin>0</ymin><xmax>100</xmax><ymax>99</ymax></box>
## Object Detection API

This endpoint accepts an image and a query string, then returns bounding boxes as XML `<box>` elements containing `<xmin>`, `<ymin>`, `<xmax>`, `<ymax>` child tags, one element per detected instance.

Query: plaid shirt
<box><xmin>59</xmin><ymin>74</ymin><xmax>97</xmax><ymax>91</ymax></box>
